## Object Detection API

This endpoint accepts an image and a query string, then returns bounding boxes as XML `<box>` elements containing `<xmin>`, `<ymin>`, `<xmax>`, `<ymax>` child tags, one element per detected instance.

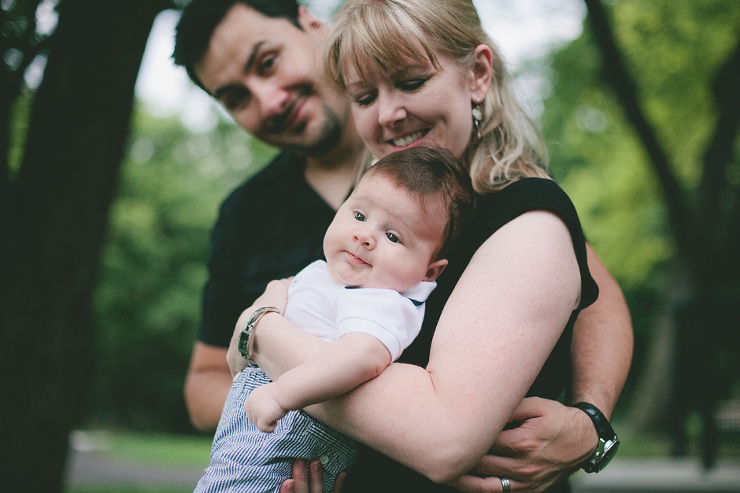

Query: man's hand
<box><xmin>449</xmin><ymin>397</ymin><xmax>596</xmax><ymax>492</ymax></box>
<box><xmin>279</xmin><ymin>459</ymin><xmax>346</xmax><ymax>493</ymax></box>
<box><xmin>245</xmin><ymin>382</ymin><xmax>288</xmax><ymax>433</ymax></box>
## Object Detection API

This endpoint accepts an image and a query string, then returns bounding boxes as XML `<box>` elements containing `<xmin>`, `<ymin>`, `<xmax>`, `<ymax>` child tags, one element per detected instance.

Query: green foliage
<box><xmin>89</xmin><ymin>106</ymin><xmax>277</xmax><ymax>432</ymax></box>
<box><xmin>537</xmin><ymin>0</ymin><xmax>740</xmax><ymax>419</ymax></box>
<box><xmin>541</xmin><ymin>0</ymin><xmax>740</xmax><ymax>325</ymax></box>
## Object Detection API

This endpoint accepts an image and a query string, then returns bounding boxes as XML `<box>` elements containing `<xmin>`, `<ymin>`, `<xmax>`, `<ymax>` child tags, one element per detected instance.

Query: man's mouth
<box><xmin>268</xmin><ymin>89</ymin><xmax>312</xmax><ymax>134</ymax></box>
<box><xmin>391</xmin><ymin>130</ymin><xmax>426</xmax><ymax>147</ymax></box>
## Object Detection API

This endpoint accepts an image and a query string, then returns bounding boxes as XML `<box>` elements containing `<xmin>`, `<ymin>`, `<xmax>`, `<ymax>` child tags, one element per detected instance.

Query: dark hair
<box><xmin>366</xmin><ymin>146</ymin><xmax>474</xmax><ymax>259</ymax></box>
<box><xmin>172</xmin><ymin>0</ymin><xmax>301</xmax><ymax>90</ymax></box>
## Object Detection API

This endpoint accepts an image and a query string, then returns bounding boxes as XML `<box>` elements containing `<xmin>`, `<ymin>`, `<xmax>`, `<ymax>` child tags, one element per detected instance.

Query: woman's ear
<box><xmin>470</xmin><ymin>44</ymin><xmax>493</xmax><ymax>102</ymax></box>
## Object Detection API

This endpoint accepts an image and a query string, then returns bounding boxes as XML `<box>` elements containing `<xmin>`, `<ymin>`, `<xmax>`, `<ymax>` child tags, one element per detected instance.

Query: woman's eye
<box><xmin>354</xmin><ymin>211</ymin><xmax>366</xmax><ymax>221</ymax></box>
<box><xmin>386</xmin><ymin>232</ymin><xmax>400</xmax><ymax>243</ymax></box>
<box><xmin>400</xmin><ymin>79</ymin><xmax>425</xmax><ymax>92</ymax></box>
<box><xmin>354</xmin><ymin>93</ymin><xmax>377</xmax><ymax>107</ymax></box>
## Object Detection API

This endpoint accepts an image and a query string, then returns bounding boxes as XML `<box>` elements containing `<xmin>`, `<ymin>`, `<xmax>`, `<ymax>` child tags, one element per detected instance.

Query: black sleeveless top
<box><xmin>344</xmin><ymin>178</ymin><xmax>599</xmax><ymax>493</ymax></box>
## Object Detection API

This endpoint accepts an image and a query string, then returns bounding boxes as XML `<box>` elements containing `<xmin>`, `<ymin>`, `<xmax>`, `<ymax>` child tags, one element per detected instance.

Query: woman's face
<box><xmin>343</xmin><ymin>52</ymin><xmax>477</xmax><ymax>161</ymax></box>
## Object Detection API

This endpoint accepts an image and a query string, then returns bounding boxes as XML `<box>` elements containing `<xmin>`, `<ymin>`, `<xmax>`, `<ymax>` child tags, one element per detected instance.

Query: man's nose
<box><xmin>251</xmin><ymin>80</ymin><xmax>290</xmax><ymax>120</ymax></box>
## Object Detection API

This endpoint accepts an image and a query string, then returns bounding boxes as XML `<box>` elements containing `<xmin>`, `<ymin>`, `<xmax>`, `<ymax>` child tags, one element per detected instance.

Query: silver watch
<box><xmin>237</xmin><ymin>306</ymin><xmax>280</xmax><ymax>367</ymax></box>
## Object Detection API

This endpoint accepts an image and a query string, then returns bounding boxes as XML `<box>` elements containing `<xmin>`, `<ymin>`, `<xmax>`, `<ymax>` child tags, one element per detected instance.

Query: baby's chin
<box><xmin>327</xmin><ymin>265</ymin><xmax>363</xmax><ymax>288</ymax></box>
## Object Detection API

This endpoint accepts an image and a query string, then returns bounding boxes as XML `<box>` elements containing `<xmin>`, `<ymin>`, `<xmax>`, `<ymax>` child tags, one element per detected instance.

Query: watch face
<box><xmin>238</xmin><ymin>329</ymin><xmax>250</xmax><ymax>357</ymax></box>
<box><xmin>596</xmin><ymin>438</ymin><xmax>620</xmax><ymax>472</ymax></box>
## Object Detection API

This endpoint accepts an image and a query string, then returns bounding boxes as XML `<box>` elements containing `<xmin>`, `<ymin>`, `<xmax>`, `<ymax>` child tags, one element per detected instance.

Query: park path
<box><xmin>65</xmin><ymin>448</ymin><xmax>740</xmax><ymax>492</ymax></box>
<box><xmin>65</xmin><ymin>447</ymin><xmax>205</xmax><ymax>490</ymax></box>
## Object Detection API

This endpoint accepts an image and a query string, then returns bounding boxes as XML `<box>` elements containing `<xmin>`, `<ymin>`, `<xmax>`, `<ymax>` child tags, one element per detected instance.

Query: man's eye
<box><xmin>386</xmin><ymin>232</ymin><xmax>400</xmax><ymax>243</ymax></box>
<box><xmin>259</xmin><ymin>54</ymin><xmax>276</xmax><ymax>74</ymax></box>
<box><xmin>354</xmin><ymin>211</ymin><xmax>366</xmax><ymax>221</ymax></box>
<box><xmin>223</xmin><ymin>88</ymin><xmax>249</xmax><ymax>110</ymax></box>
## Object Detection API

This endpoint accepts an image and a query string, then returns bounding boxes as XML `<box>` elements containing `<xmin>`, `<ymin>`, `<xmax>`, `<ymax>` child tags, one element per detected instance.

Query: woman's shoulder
<box><xmin>473</xmin><ymin>177</ymin><xmax>578</xmax><ymax>230</ymax></box>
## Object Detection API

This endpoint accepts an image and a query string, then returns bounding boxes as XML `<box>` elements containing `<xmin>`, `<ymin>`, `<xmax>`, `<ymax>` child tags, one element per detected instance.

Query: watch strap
<box><xmin>238</xmin><ymin>306</ymin><xmax>280</xmax><ymax>367</ymax></box>
<box><xmin>572</xmin><ymin>402</ymin><xmax>615</xmax><ymax>440</ymax></box>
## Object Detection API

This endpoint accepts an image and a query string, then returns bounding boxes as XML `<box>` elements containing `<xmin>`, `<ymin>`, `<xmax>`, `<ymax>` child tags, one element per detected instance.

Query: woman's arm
<box><xmin>246</xmin><ymin>333</ymin><xmax>391</xmax><ymax>432</ymax></box>
<box><xmin>246</xmin><ymin>211</ymin><xmax>581</xmax><ymax>483</ymax></box>
<box><xmin>453</xmin><ymin>246</ymin><xmax>633</xmax><ymax>492</ymax></box>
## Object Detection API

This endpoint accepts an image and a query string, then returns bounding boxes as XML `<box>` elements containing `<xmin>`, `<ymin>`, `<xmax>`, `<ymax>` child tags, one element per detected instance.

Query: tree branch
<box><xmin>700</xmin><ymin>36</ymin><xmax>740</xmax><ymax>253</ymax></box>
<box><xmin>583</xmin><ymin>0</ymin><xmax>696</xmax><ymax>258</ymax></box>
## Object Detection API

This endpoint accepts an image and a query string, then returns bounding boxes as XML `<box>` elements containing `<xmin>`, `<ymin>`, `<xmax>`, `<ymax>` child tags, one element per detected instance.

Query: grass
<box><xmin>97</xmin><ymin>430</ymin><xmax>212</xmax><ymax>465</ymax></box>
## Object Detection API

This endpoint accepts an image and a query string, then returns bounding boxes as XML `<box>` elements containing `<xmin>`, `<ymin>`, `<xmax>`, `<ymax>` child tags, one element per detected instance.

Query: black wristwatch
<box><xmin>572</xmin><ymin>402</ymin><xmax>620</xmax><ymax>473</ymax></box>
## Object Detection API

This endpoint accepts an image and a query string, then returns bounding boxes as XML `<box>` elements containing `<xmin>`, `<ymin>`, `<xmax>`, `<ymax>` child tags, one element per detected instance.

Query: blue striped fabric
<box><xmin>194</xmin><ymin>368</ymin><xmax>357</xmax><ymax>492</ymax></box>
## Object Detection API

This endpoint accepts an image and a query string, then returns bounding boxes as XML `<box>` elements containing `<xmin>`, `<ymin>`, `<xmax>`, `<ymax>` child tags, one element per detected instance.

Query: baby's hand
<box><xmin>246</xmin><ymin>383</ymin><xmax>288</xmax><ymax>433</ymax></box>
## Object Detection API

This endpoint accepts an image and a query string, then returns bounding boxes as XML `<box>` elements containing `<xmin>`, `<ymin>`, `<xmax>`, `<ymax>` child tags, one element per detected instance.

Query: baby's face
<box><xmin>323</xmin><ymin>171</ymin><xmax>447</xmax><ymax>292</ymax></box>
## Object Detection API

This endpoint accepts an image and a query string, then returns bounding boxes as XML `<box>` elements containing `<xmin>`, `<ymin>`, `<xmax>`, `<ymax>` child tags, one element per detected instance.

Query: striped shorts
<box><xmin>194</xmin><ymin>367</ymin><xmax>357</xmax><ymax>493</ymax></box>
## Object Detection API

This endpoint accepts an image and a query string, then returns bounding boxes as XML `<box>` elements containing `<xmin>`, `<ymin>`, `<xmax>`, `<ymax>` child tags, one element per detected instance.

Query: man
<box><xmin>172</xmin><ymin>1</ymin><xmax>633</xmax><ymax>491</ymax></box>
<box><xmin>173</xmin><ymin>0</ymin><xmax>363</xmax><ymax>430</ymax></box>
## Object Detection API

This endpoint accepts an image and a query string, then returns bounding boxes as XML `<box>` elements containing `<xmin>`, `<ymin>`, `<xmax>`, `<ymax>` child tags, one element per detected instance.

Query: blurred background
<box><xmin>1</xmin><ymin>0</ymin><xmax>739</xmax><ymax>491</ymax></box>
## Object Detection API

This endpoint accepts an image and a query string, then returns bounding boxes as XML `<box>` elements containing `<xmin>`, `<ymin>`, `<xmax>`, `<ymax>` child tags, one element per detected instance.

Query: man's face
<box><xmin>193</xmin><ymin>5</ymin><xmax>350</xmax><ymax>156</ymax></box>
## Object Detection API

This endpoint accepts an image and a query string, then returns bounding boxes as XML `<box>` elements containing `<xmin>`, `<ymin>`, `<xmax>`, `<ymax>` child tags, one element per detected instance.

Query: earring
<box><xmin>472</xmin><ymin>102</ymin><xmax>483</xmax><ymax>139</ymax></box>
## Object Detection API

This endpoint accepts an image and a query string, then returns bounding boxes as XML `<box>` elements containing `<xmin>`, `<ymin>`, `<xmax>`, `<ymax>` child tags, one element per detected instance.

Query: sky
<box><xmin>134</xmin><ymin>0</ymin><xmax>585</xmax><ymax>132</ymax></box>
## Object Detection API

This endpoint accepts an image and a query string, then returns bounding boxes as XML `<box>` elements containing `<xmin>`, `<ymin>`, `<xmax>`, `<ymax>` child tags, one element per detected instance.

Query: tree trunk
<box><xmin>0</xmin><ymin>0</ymin><xmax>168</xmax><ymax>490</ymax></box>
<box><xmin>584</xmin><ymin>0</ymin><xmax>740</xmax><ymax>468</ymax></box>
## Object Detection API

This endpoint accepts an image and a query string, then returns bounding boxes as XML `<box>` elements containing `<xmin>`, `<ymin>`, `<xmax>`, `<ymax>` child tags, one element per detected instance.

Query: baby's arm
<box><xmin>246</xmin><ymin>332</ymin><xmax>392</xmax><ymax>432</ymax></box>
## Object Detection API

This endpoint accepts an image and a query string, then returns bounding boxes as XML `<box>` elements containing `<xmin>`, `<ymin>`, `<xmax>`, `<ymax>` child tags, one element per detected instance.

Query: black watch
<box><xmin>572</xmin><ymin>402</ymin><xmax>620</xmax><ymax>473</ymax></box>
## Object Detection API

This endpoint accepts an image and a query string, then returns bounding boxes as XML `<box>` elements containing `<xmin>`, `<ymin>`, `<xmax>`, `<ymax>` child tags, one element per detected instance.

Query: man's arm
<box><xmin>184</xmin><ymin>341</ymin><xmax>232</xmax><ymax>431</ymax></box>
<box><xmin>570</xmin><ymin>244</ymin><xmax>633</xmax><ymax>415</ymax></box>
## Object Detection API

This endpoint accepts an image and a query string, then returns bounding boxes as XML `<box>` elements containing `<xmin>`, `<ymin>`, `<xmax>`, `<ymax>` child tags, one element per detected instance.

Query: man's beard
<box><xmin>283</xmin><ymin>102</ymin><xmax>344</xmax><ymax>157</ymax></box>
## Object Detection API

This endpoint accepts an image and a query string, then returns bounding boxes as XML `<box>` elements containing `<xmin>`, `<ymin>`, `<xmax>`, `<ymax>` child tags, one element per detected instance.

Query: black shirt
<box><xmin>198</xmin><ymin>151</ymin><xmax>335</xmax><ymax>347</ymax></box>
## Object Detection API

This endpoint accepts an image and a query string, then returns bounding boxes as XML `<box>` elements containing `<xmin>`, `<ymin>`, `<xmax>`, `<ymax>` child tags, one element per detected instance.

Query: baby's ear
<box><xmin>423</xmin><ymin>259</ymin><xmax>448</xmax><ymax>282</ymax></box>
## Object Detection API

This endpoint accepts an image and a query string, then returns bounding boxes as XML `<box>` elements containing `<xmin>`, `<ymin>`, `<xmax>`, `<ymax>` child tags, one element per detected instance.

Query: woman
<box><xmin>228</xmin><ymin>0</ymin><xmax>624</xmax><ymax>491</ymax></box>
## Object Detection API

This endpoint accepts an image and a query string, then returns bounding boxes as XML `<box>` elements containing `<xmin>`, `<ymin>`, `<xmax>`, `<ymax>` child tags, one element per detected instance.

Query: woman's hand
<box><xmin>226</xmin><ymin>278</ymin><xmax>293</xmax><ymax>376</ymax></box>
<box><xmin>279</xmin><ymin>459</ymin><xmax>346</xmax><ymax>493</ymax></box>
<box><xmin>448</xmin><ymin>397</ymin><xmax>596</xmax><ymax>492</ymax></box>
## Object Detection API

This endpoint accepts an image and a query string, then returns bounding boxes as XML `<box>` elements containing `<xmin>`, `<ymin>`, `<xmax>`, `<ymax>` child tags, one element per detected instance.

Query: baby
<box><xmin>195</xmin><ymin>146</ymin><xmax>474</xmax><ymax>492</ymax></box>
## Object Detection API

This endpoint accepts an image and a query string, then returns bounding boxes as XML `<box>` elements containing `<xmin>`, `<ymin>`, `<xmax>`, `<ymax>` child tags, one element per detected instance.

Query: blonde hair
<box><xmin>325</xmin><ymin>0</ymin><xmax>550</xmax><ymax>193</ymax></box>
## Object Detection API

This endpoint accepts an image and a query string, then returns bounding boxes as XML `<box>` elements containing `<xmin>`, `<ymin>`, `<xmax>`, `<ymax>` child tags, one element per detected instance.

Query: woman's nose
<box><xmin>377</xmin><ymin>95</ymin><xmax>406</xmax><ymax>127</ymax></box>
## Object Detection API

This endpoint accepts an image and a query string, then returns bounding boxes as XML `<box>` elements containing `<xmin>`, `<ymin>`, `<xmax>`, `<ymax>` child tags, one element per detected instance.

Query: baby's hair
<box><xmin>365</xmin><ymin>146</ymin><xmax>474</xmax><ymax>258</ymax></box>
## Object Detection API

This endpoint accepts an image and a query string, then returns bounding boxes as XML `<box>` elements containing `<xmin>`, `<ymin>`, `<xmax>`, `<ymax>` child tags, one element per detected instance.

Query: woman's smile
<box><xmin>390</xmin><ymin>129</ymin><xmax>428</xmax><ymax>148</ymax></box>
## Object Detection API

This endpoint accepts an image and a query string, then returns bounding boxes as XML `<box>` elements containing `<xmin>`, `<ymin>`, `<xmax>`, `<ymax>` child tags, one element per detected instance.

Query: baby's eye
<box><xmin>354</xmin><ymin>211</ymin><xmax>366</xmax><ymax>221</ymax></box>
<box><xmin>386</xmin><ymin>232</ymin><xmax>400</xmax><ymax>243</ymax></box>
